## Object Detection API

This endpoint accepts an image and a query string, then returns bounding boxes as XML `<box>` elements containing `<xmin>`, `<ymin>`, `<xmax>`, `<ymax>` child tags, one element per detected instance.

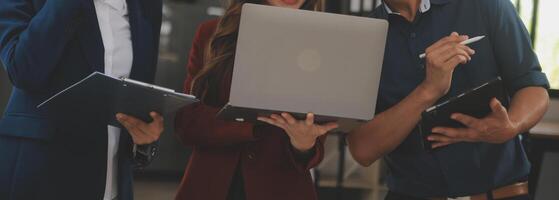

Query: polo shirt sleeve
<box><xmin>481</xmin><ymin>0</ymin><xmax>550</xmax><ymax>94</ymax></box>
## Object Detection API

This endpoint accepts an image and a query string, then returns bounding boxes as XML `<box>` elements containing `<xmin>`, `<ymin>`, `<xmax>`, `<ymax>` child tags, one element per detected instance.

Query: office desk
<box><xmin>527</xmin><ymin>121</ymin><xmax>559</xmax><ymax>197</ymax></box>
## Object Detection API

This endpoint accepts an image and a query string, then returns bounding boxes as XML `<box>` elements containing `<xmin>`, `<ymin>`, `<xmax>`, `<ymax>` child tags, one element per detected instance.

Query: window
<box><xmin>512</xmin><ymin>0</ymin><xmax>559</xmax><ymax>91</ymax></box>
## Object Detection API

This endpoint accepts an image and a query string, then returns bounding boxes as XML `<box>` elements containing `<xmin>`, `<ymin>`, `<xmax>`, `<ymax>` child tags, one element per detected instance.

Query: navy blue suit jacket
<box><xmin>0</xmin><ymin>0</ymin><xmax>162</xmax><ymax>199</ymax></box>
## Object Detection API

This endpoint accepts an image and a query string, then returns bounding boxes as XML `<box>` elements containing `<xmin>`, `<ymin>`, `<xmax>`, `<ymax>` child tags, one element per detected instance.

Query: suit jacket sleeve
<box><xmin>175</xmin><ymin>21</ymin><xmax>256</xmax><ymax>147</ymax></box>
<box><xmin>0</xmin><ymin>0</ymin><xmax>84</xmax><ymax>92</ymax></box>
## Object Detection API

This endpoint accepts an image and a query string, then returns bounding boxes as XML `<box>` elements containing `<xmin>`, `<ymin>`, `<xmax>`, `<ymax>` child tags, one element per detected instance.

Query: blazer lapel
<box><xmin>127</xmin><ymin>0</ymin><xmax>155</xmax><ymax>82</ymax></box>
<box><xmin>78</xmin><ymin>0</ymin><xmax>105</xmax><ymax>73</ymax></box>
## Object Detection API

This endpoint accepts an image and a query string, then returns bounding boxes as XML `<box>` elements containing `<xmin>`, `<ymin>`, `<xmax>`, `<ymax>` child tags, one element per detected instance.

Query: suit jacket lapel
<box><xmin>127</xmin><ymin>0</ymin><xmax>155</xmax><ymax>82</ymax></box>
<box><xmin>78</xmin><ymin>0</ymin><xmax>105</xmax><ymax>73</ymax></box>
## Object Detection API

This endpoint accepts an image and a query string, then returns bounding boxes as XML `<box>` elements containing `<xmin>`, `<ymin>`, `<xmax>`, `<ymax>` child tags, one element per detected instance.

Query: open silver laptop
<box><xmin>217</xmin><ymin>3</ymin><xmax>388</xmax><ymax>122</ymax></box>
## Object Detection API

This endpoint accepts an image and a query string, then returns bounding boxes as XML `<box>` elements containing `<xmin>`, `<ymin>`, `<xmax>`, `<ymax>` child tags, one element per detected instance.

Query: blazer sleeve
<box><xmin>0</xmin><ymin>0</ymin><xmax>84</xmax><ymax>92</ymax></box>
<box><xmin>174</xmin><ymin>22</ymin><xmax>256</xmax><ymax>147</ymax></box>
<box><xmin>286</xmin><ymin>136</ymin><xmax>327</xmax><ymax>174</ymax></box>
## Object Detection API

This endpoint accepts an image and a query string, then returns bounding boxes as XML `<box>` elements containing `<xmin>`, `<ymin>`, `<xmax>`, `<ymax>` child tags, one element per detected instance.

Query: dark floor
<box><xmin>134</xmin><ymin>179</ymin><xmax>386</xmax><ymax>200</ymax></box>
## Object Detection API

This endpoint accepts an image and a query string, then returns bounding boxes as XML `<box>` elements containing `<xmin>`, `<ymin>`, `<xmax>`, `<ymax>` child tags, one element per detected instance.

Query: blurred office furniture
<box><xmin>527</xmin><ymin>99</ymin><xmax>559</xmax><ymax>200</ymax></box>
<box><xmin>315</xmin><ymin>131</ymin><xmax>387</xmax><ymax>200</ymax></box>
<box><xmin>528</xmin><ymin>122</ymin><xmax>559</xmax><ymax>198</ymax></box>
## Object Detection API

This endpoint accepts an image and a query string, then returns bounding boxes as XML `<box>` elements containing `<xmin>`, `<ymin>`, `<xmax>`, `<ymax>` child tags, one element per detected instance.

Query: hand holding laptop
<box><xmin>217</xmin><ymin>4</ymin><xmax>388</xmax><ymax>123</ymax></box>
<box><xmin>258</xmin><ymin>113</ymin><xmax>339</xmax><ymax>152</ymax></box>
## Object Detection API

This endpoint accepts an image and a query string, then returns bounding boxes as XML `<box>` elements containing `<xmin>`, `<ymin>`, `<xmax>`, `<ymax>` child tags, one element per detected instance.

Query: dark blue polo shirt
<box><xmin>371</xmin><ymin>0</ymin><xmax>550</xmax><ymax>197</ymax></box>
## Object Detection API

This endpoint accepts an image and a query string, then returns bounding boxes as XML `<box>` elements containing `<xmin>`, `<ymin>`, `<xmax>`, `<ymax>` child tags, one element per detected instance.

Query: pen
<box><xmin>419</xmin><ymin>35</ymin><xmax>486</xmax><ymax>59</ymax></box>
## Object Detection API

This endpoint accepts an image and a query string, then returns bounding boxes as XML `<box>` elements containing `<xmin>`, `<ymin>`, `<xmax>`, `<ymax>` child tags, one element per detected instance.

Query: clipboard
<box><xmin>38</xmin><ymin>72</ymin><xmax>198</xmax><ymax>127</ymax></box>
<box><xmin>419</xmin><ymin>77</ymin><xmax>508</xmax><ymax>151</ymax></box>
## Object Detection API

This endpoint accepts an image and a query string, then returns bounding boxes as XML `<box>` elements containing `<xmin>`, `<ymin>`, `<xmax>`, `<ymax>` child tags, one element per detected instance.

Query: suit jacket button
<box><xmin>248</xmin><ymin>153</ymin><xmax>255</xmax><ymax>160</ymax></box>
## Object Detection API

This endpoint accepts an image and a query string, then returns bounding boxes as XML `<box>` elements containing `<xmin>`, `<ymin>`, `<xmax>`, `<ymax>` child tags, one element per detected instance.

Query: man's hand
<box><xmin>428</xmin><ymin>98</ymin><xmax>519</xmax><ymax>148</ymax></box>
<box><xmin>116</xmin><ymin>112</ymin><xmax>164</xmax><ymax>145</ymax></box>
<box><xmin>420</xmin><ymin>32</ymin><xmax>476</xmax><ymax>98</ymax></box>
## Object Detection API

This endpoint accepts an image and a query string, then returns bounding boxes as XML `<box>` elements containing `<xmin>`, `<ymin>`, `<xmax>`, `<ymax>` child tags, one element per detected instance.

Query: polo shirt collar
<box><xmin>382</xmin><ymin>0</ymin><xmax>451</xmax><ymax>15</ymax></box>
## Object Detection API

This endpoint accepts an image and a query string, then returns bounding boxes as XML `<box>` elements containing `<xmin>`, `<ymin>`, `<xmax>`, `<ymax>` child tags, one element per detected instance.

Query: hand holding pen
<box><xmin>418</xmin><ymin>32</ymin><xmax>478</xmax><ymax>99</ymax></box>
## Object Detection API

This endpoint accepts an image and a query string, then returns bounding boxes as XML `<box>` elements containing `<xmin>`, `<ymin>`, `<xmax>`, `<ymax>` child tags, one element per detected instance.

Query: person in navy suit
<box><xmin>0</xmin><ymin>0</ymin><xmax>163</xmax><ymax>199</ymax></box>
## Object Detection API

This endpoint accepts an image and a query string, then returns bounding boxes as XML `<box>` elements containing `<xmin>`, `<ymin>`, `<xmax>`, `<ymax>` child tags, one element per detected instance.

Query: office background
<box><xmin>0</xmin><ymin>0</ymin><xmax>558</xmax><ymax>199</ymax></box>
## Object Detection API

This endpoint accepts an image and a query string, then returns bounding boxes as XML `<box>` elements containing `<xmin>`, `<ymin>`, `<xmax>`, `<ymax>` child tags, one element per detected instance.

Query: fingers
<box><xmin>281</xmin><ymin>113</ymin><xmax>297</xmax><ymax>125</ymax></box>
<box><xmin>446</xmin><ymin>54</ymin><xmax>469</xmax><ymax>67</ymax></box>
<box><xmin>431</xmin><ymin>127</ymin><xmax>463</xmax><ymax>138</ymax></box>
<box><xmin>117</xmin><ymin>114</ymin><xmax>154</xmax><ymax>144</ymax></box>
<box><xmin>305</xmin><ymin>113</ymin><xmax>315</xmax><ymax>126</ymax></box>
<box><xmin>270</xmin><ymin>114</ymin><xmax>288</xmax><ymax>125</ymax></box>
<box><xmin>438</xmin><ymin>44</ymin><xmax>474</xmax><ymax>64</ymax></box>
<box><xmin>117</xmin><ymin>113</ymin><xmax>162</xmax><ymax>144</ymax></box>
<box><xmin>425</xmin><ymin>32</ymin><xmax>475</xmax><ymax>69</ymax></box>
<box><xmin>426</xmin><ymin>32</ymin><xmax>468</xmax><ymax>53</ymax></box>
<box><xmin>432</xmin><ymin>142</ymin><xmax>452</xmax><ymax>149</ymax></box>
<box><xmin>427</xmin><ymin>133</ymin><xmax>455</xmax><ymax>143</ymax></box>
<box><xmin>117</xmin><ymin>113</ymin><xmax>148</xmax><ymax>130</ymax></box>
<box><xmin>451</xmin><ymin>113</ymin><xmax>479</xmax><ymax>128</ymax></box>
<box><xmin>257</xmin><ymin>116</ymin><xmax>286</xmax><ymax>129</ymax></box>
<box><xmin>149</xmin><ymin>112</ymin><xmax>164</xmax><ymax>133</ymax></box>
<box><xmin>490</xmin><ymin>98</ymin><xmax>508</xmax><ymax>118</ymax></box>
<box><xmin>432</xmin><ymin>127</ymin><xmax>476</xmax><ymax>142</ymax></box>
<box><xmin>118</xmin><ymin>115</ymin><xmax>142</xmax><ymax>135</ymax></box>
<box><xmin>150</xmin><ymin>112</ymin><xmax>164</xmax><ymax>124</ymax></box>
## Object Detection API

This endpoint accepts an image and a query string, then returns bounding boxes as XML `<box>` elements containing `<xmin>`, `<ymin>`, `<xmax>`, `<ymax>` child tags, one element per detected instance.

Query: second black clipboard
<box><xmin>419</xmin><ymin>77</ymin><xmax>508</xmax><ymax>151</ymax></box>
<box><xmin>38</xmin><ymin>72</ymin><xmax>198</xmax><ymax>128</ymax></box>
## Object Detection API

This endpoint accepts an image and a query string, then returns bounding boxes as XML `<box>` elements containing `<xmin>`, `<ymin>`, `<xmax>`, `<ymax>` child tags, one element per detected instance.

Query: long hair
<box><xmin>190</xmin><ymin>0</ymin><xmax>324</xmax><ymax>105</ymax></box>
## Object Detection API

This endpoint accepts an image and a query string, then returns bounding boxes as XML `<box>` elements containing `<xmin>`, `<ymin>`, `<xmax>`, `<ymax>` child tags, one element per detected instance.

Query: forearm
<box><xmin>508</xmin><ymin>87</ymin><xmax>549</xmax><ymax>135</ymax></box>
<box><xmin>348</xmin><ymin>85</ymin><xmax>440</xmax><ymax>166</ymax></box>
<box><xmin>0</xmin><ymin>0</ymin><xmax>83</xmax><ymax>91</ymax></box>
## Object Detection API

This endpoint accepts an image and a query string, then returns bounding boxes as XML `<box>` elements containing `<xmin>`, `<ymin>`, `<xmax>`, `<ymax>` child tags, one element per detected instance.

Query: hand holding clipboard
<box><xmin>38</xmin><ymin>72</ymin><xmax>198</xmax><ymax>129</ymax></box>
<box><xmin>419</xmin><ymin>77</ymin><xmax>509</xmax><ymax>150</ymax></box>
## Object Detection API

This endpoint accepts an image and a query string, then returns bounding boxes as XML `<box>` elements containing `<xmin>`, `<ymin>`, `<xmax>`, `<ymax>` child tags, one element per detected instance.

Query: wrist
<box><xmin>416</xmin><ymin>83</ymin><xmax>443</xmax><ymax>104</ymax></box>
<box><xmin>508</xmin><ymin>119</ymin><xmax>522</xmax><ymax>137</ymax></box>
<box><xmin>290</xmin><ymin>138</ymin><xmax>317</xmax><ymax>153</ymax></box>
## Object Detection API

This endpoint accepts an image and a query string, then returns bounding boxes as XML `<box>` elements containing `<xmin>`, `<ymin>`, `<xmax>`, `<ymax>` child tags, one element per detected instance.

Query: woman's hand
<box><xmin>258</xmin><ymin>113</ymin><xmax>338</xmax><ymax>152</ymax></box>
<box><xmin>420</xmin><ymin>32</ymin><xmax>476</xmax><ymax>99</ymax></box>
<box><xmin>116</xmin><ymin>112</ymin><xmax>164</xmax><ymax>145</ymax></box>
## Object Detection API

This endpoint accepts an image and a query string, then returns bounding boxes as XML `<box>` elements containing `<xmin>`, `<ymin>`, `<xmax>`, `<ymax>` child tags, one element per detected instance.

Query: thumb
<box><xmin>319</xmin><ymin>123</ymin><xmax>339</xmax><ymax>134</ymax></box>
<box><xmin>490</xmin><ymin>98</ymin><xmax>507</xmax><ymax>118</ymax></box>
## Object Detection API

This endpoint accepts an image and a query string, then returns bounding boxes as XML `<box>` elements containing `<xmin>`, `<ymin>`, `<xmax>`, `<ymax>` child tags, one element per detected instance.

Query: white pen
<box><xmin>419</xmin><ymin>35</ymin><xmax>486</xmax><ymax>59</ymax></box>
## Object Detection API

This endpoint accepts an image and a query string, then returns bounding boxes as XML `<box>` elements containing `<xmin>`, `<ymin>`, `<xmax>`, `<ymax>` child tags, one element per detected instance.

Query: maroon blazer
<box><xmin>174</xmin><ymin>19</ymin><xmax>325</xmax><ymax>200</ymax></box>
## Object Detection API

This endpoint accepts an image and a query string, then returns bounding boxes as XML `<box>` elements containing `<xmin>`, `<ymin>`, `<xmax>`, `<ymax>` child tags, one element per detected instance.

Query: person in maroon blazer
<box><xmin>174</xmin><ymin>1</ymin><xmax>338</xmax><ymax>200</ymax></box>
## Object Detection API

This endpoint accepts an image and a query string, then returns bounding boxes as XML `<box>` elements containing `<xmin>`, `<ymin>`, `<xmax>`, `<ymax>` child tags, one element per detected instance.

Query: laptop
<box><xmin>217</xmin><ymin>3</ymin><xmax>388</xmax><ymax>123</ymax></box>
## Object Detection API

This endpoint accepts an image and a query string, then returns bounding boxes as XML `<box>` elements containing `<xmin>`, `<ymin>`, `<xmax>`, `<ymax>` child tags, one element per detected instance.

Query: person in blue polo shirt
<box><xmin>348</xmin><ymin>0</ymin><xmax>550</xmax><ymax>199</ymax></box>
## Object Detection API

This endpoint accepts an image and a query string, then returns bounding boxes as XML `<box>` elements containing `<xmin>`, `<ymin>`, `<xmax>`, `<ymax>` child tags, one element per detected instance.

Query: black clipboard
<box><xmin>38</xmin><ymin>72</ymin><xmax>198</xmax><ymax>127</ymax></box>
<box><xmin>419</xmin><ymin>77</ymin><xmax>508</xmax><ymax>151</ymax></box>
